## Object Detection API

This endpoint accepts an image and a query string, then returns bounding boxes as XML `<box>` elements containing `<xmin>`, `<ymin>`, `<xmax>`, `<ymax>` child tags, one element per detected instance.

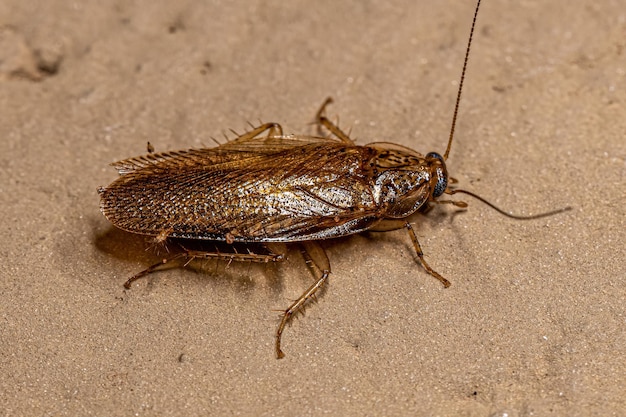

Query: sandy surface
<box><xmin>1</xmin><ymin>0</ymin><xmax>624</xmax><ymax>415</ymax></box>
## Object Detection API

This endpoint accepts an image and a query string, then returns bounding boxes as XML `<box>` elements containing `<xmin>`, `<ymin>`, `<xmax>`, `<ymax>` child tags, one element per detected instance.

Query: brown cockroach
<box><xmin>98</xmin><ymin>0</ymin><xmax>569</xmax><ymax>358</ymax></box>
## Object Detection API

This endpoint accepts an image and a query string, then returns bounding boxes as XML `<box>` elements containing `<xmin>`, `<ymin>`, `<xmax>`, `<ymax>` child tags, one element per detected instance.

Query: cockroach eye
<box><xmin>426</xmin><ymin>152</ymin><xmax>447</xmax><ymax>197</ymax></box>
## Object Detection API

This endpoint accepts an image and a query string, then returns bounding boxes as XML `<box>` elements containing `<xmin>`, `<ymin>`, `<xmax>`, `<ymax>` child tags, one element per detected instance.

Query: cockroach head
<box><xmin>425</xmin><ymin>152</ymin><xmax>448</xmax><ymax>197</ymax></box>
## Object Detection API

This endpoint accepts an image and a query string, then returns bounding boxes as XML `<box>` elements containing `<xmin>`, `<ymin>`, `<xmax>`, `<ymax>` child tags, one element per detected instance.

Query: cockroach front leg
<box><xmin>275</xmin><ymin>241</ymin><xmax>331</xmax><ymax>359</ymax></box>
<box><xmin>405</xmin><ymin>222</ymin><xmax>451</xmax><ymax>288</ymax></box>
<box><xmin>370</xmin><ymin>220</ymin><xmax>451</xmax><ymax>288</ymax></box>
<box><xmin>123</xmin><ymin>242</ymin><xmax>285</xmax><ymax>289</ymax></box>
<box><xmin>315</xmin><ymin>97</ymin><xmax>355</xmax><ymax>145</ymax></box>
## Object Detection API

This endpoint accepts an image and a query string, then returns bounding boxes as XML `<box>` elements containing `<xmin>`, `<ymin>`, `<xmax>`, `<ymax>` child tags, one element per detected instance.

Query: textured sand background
<box><xmin>1</xmin><ymin>0</ymin><xmax>624</xmax><ymax>415</ymax></box>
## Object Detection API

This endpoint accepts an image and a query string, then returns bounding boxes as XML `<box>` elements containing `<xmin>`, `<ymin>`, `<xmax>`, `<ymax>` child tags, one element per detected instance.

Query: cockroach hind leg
<box><xmin>267</xmin><ymin>123</ymin><xmax>283</xmax><ymax>138</ymax></box>
<box><xmin>180</xmin><ymin>244</ymin><xmax>286</xmax><ymax>264</ymax></box>
<box><xmin>405</xmin><ymin>222</ymin><xmax>451</xmax><ymax>288</ymax></box>
<box><xmin>264</xmin><ymin>242</ymin><xmax>287</xmax><ymax>262</ymax></box>
<box><xmin>275</xmin><ymin>270</ymin><xmax>330</xmax><ymax>359</ymax></box>
<box><xmin>242</xmin><ymin>119</ymin><xmax>283</xmax><ymax>138</ymax></box>
<box><xmin>154</xmin><ymin>229</ymin><xmax>172</xmax><ymax>244</ymax></box>
<box><xmin>229</xmin><ymin>122</ymin><xmax>284</xmax><ymax>143</ymax></box>
<box><xmin>123</xmin><ymin>252</ymin><xmax>189</xmax><ymax>289</ymax></box>
<box><xmin>300</xmin><ymin>241</ymin><xmax>331</xmax><ymax>276</ymax></box>
<box><xmin>124</xmin><ymin>243</ymin><xmax>286</xmax><ymax>289</ymax></box>
<box><xmin>314</xmin><ymin>97</ymin><xmax>355</xmax><ymax>145</ymax></box>
<box><xmin>275</xmin><ymin>242</ymin><xmax>331</xmax><ymax>359</ymax></box>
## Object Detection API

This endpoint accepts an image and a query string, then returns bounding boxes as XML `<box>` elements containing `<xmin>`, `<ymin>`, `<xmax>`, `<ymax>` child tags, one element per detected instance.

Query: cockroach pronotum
<box><xmin>98</xmin><ymin>0</ymin><xmax>570</xmax><ymax>358</ymax></box>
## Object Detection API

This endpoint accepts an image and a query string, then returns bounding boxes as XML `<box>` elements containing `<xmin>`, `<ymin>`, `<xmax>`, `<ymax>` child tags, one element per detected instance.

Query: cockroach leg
<box><xmin>315</xmin><ymin>97</ymin><xmax>355</xmax><ymax>144</ymax></box>
<box><xmin>404</xmin><ymin>222</ymin><xmax>451</xmax><ymax>288</ymax></box>
<box><xmin>369</xmin><ymin>219</ymin><xmax>407</xmax><ymax>232</ymax></box>
<box><xmin>124</xmin><ymin>252</ymin><xmax>189</xmax><ymax>289</ymax></box>
<box><xmin>230</xmin><ymin>122</ymin><xmax>284</xmax><ymax>143</ymax></box>
<box><xmin>276</xmin><ymin>241</ymin><xmax>331</xmax><ymax>359</ymax></box>
<box><xmin>123</xmin><ymin>242</ymin><xmax>286</xmax><ymax>289</ymax></box>
<box><xmin>182</xmin><ymin>246</ymin><xmax>285</xmax><ymax>264</ymax></box>
<box><xmin>435</xmin><ymin>199</ymin><xmax>468</xmax><ymax>209</ymax></box>
<box><xmin>369</xmin><ymin>220</ymin><xmax>452</xmax><ymax>287</ymax></box>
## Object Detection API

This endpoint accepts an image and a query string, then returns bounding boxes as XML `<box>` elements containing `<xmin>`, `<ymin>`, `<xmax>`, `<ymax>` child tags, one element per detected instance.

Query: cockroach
<box><xmin>98</xmin><ymin>0</ymin><xmax>570</xmax><ymax>358</ymax></box>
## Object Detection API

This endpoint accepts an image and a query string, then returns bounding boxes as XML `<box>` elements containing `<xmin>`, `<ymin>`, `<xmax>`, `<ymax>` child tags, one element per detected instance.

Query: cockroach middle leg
<box><xmin>183</xmin><ymin>244</ymin><xmax>285</xmax><ymax>264</ymax></box>
<box><xmin>123</xmin><ymin>242</ymin><xmax>286</xmax><ymax>289</ymax></box>
<box><xmin>315</xmin><ymin>97</ymin><xmax>355</xmax><ymax>144</ymax></box>
<box><xmin>275</xmin><ymin>241</ymin><xmax>331</xmax><ymax>359</ymax></box>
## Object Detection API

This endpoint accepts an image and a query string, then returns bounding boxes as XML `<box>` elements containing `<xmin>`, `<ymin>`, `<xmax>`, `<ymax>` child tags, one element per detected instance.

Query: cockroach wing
<box><xmin>100</xmin><ymin>138</ymin><xmax>388</xmax><ymax>242</ymax></box>
<box><xmin>110</xmin><ymin>134</ymin><xmax>344</xmax><ymax>175</ymax></box>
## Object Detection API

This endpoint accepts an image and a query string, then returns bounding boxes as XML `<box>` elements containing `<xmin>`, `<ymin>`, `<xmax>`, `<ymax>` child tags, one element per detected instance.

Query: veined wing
<box><xmin>100</xmin><ymin>141</ymin><xmax>383</xmax><ymax>242</ymax></box>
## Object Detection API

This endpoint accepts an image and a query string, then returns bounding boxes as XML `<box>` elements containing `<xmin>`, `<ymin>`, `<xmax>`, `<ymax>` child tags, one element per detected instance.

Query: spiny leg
<box><xmin>405</xmin><ymin>222</ymin><xmax>451</xmax><ymax>288</ymax></box>
<box><xmin>364</xmin><ymin>220</ymin><xmax>451</xmax><ymax>287</ymax></box>
<box><xmin>182</xmin><ymin>244</ymin><xmax>285</xmax><ymax>264</ymax></box>
<box><xmin>275</xmin><ymin>241</ymin><xmax>331</xmax><ymax>359</ymax></box>
<box><xmin>123</xmin><ymin>242</ymin><xmax>285</xmax><ymax>289</ymax></box>
<box><xmin>315</xmin><ymin>97</ymin><xmax>355</xmax><ymax>144</ymax></box>
<box><xmin>228</xmin><ymin>122</ymin><xmax>284</xmax><ymax>144</ymax></box>
<box><xmin>124</xmin><ymin>252</ymin><xmax>188</xmax><ymax>289</ymax></box>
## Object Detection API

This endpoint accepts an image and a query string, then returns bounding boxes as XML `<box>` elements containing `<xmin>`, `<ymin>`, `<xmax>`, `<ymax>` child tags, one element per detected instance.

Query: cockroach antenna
<box><xmin>440</xmin><ymin>0</ymin><xmax>571</xmax><ymax>219</ymax></box>
<box><xmin>444</xmin><ymin>0</ymin><xmax>481</xmax><ymax>161</ymax></box>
